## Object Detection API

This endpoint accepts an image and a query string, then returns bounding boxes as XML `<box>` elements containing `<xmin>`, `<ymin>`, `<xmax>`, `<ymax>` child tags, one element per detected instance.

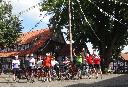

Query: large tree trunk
<box><xmin>101</xmin><ymin>48</ymin><xmax>112</xmax><ymax>73</ymax></box>
<box><xmin>99</xmin><ymin>42</ymin><xmax>112</xmax><ymax>73</ymax></box>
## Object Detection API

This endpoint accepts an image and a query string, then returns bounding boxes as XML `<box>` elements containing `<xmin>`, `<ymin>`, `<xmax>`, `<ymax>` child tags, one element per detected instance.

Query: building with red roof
<box><xmin>0</xmin><ymin>28</ymin><xmax>65</xmax><ymax>58</ymax></box>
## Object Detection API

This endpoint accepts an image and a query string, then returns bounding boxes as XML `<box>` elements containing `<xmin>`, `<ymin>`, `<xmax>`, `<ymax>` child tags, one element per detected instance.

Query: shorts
<box><xmin>89</xmin><ymin>64</ymin><xmax>94</xmax><ymax>69</ymax></box>
<box><xmin>29</xmin><ymin>66</ymin><xmax>35</xmax><ymax>69</ymax></box>
<box><xmin>13</xmin><ymin>68</ymin><xmax>20</xmax><ymax>75</ymax></box>
<box><xmin>53</xmin><ymin>64</ymin><xmax>59</xmax><ymax>72</ymax></box>
<box><xmin>37</xmin><ymin>67</ymin><xmax>42</xmax><ymax>71</ymax></box>
<box><xmin>44</xmin><ymin>66</ymin><xmax>51</xmax><ymax>73</ymax></box>
<box><xmin>76</xmin><ymin>64</ymin><xmax>82</xmax><ymax>70</ymax></box>
<box><xmin>94</xmin><ymin>64</ymin><xmax>101</xmax><ymax>69</ymax></box>
<box><xmin>28</xmin><ymin>66</ymin><xmax>35</xmax><ymax>73</ymax></box>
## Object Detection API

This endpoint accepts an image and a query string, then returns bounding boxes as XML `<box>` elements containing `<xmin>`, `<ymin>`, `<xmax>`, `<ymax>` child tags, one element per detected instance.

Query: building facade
<box><xmin>0</xmin><ymin>28</ymin><xmax>66</xmax><ymax>73</ymax></box>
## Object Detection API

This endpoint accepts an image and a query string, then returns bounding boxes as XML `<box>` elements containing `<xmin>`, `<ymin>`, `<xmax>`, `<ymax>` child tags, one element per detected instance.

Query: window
<box><xmin>18</xmin><ymin>45</ymin><xmax>21</xmax><ymax>51</ymax></box>
<box><xmin>13</xmin><ymin>45</ymin><xmax>18</xmax><ymax>51</ymax></box>
<box><xmin>25</xmin><ymin>44</ymin><xmax>30</xmax><ymax>50</ymax></box>
<box><xmin>21</xmin><ymin>45</ymin><xmax>25</xmax><ymax>50</ymax></box>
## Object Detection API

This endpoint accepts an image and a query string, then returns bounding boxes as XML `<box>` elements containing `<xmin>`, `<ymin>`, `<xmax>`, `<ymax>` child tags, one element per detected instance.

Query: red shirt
<box><xmin>86</xmin><ymin>54</ymin><xmax>93</xmax><ymax>64</ymax></box>
<box><xmin>43</xmin><ymin>56</ymin><xmax>52</xmax><ymax>67</ymax></box>
<box><xmin>94</xmin><ymin>55</ymin><xmax>101</xmax><ymax>64</ymax></box>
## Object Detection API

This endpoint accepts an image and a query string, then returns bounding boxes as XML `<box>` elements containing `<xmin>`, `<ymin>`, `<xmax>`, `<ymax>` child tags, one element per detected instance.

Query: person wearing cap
<box><xmin>12</xmin><ymin>55</ymin><xmax>20</xmax><ymax>81</ymax></box>
<box><xmin>24</xmin><ymin>54</ymin><xmax>30</xmax><ymax>79</ymax></box>
<box><xmin>24</xmin><ymin>54</ymin><xmax>30</xmax><ymax>69</ymax></box>
<box><xmin>36</xmin><ymin>55</ymin><xmax>44</xmax><ymax>80</ymax></box>
<box><xmin>28</xmin><ymin>53</ymin><xmax>36</xmax><ymax>82</ymax></box>
<box><xmin>51</xmin><ymin>56</ymin><xmax>59</xmax><ymax>79</ymax></box>
<box><xmin>86</xmin><ymin>53</ymin><xmax>94</xmax><ymax>79</ymax></box>
<box><xmin>93</xmin><ymin>54</ymin><xmax>102</xmax><ymax>79</ymax></box>
<box><xmin>51</xmin><ymin>57</ymin><xmax>58</xmax><ymax>68</ymax></box>
<box><xmin>75</xmin><ymin>52</ymin><xmax>83</xmax><ymax>79</ymax></box>
<box><xmin>43</xmin><ymin>53</ymin><xmax>52</xmax><ymax>82</ymax></box>
<box><xmin>36</xmin><ymin>55</ymin><xmax>43</xmax><ymax>69</ymax></box>
<box><xmin>29</xmin><ymin>54</ymin><xmax>36</xmax><ymax>69</ymax></box>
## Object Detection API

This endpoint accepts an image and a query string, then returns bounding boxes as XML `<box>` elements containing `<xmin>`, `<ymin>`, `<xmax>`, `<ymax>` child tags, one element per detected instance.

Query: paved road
<box><xmin>0</xmin><ymin>74</ymin><xmax>127</xmax><ymax>87</ymax></box>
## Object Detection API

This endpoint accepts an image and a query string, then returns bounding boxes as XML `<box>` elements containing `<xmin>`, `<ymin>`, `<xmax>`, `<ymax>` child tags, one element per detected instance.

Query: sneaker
<box><xmin>13</xmin><ymin>78</ymin><xmax>16</xmax><ymax>81</ymax></box>
<box><xmin>42</xmin><ymin>78</ymin><xmax>46</xmax><ymax>82</ymax></box>
<box><xmin>16</xmin><ymin>79</ymin><xmax>19</xmax><ymax>83</ymax></box>
<box><xmin>96</xmin><ymin>76</ymin><xmax>98</xmax><ymax>79</ymax></box>
<box><xmin>89</xmin><ymin>77</ymin><xmax>91</xmax><ymax>79</ymax></box>
<box><xmin>46</xmin><ymin>78</ymin><xmax>49</xmax><ymax>81</ymax></box>
<box><xmin>48</xmin><ymin>78</ymin><xmax>52</xmax><ymax>82</ymax></box>
<box><xmin>80</xmin><ymin>76</ymin><xmax>82</xmax><ymax>79</ymax></box>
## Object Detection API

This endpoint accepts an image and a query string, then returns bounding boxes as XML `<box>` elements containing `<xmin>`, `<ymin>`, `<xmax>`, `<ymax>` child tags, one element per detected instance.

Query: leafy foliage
<box><xmin>41</xmin><ymin>0</ymin><xmax>128</xmax><ymax>68</ymax></box>
<box><xmin>0</xmin><ymin>1</ymin><xmax>22</xmax><ymax>47</ymax></box>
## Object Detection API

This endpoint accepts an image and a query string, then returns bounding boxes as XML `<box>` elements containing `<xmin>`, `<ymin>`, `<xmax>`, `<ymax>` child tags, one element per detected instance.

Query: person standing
<box><xmin>75</xmin><ymin>53</ymin><xmax>83</xmax><ymax>79</ymax></box>
<box><xmin>51</xmin><ymin>57</ymin><xmax>59</xmax><ymax>79</ymax></box>
<box><xmin>24</xmin><ymin>54</ymin><xmax>30</xmax><ymax>79</ymax></box>
<box><xmin>93</xmin><ymin>54</ymin><xmax>102</xmax><ymax>79</ymax></box>
<box><xmin>36</xmin><ymin>55</ymin><xmax>43</xmax><ymax>69</ymax></box>
<box><xmin>29</xmin><ymin>54</ymin><xmax>36</xmax><ymax>69</ymax></box>
<box><xmin>28</xmin><ymin>54</ymin><xmax>36</xmax><ymax>82</ymax></box>
<box><xmin>12</xmin><ymin>55</ymin><xmax>20</xmax><ymax>81</ymax></box>
<box><xmin>24</xmin><ymin>54</ymin><xmax>30</xmax><ymax>70</ymax></box>
<box><xmin>86</xmin><ymin>53</ymin><xmax>94</xmax><ymax>78</ymax></box>
<box><xmin>43</xmin><ymin>53</ymin><xmax>52</xmax><ymax>82</ymax></box>
<box><xmin>51</xmin><ymin>57</ymin><xmax>58</xmax><ymax>69</ymax></box>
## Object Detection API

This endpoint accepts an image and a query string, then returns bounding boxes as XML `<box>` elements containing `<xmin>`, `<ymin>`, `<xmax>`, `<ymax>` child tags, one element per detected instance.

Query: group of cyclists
<box><xmin>11</xmin><ymin>47</ymin><xmax>102</xmax><ymax>83</ymax></box>
<box><xmin>74</xmin><ymin>48</ymin><xmax>102</xmax><ymax>79</ymax></box>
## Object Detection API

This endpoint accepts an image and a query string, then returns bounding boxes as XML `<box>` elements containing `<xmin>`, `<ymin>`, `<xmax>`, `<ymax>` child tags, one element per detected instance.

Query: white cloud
<box><xmin>4</xmin><ymin>0</ymin><xmax>50</xmax><ymax>23</ymax></box>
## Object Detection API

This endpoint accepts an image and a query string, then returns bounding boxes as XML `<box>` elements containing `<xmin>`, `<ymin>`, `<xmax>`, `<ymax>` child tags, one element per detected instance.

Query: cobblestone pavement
<box><xmin>0</xmin><ymin>74</ymin><xmax>127</xmax><ymax>87</ymax></box>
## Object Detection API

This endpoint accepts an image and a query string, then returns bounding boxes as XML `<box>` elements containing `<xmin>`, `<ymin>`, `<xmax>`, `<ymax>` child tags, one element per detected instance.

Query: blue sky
<box><xmin>4</xmin><ymin>0</ymin><xmax>50</xmax><ymax>32</ymax></box>
<box><xmin>3</xmin><ymin>0</ymin><xmax>128</xmax><ymax>53</ymax></box>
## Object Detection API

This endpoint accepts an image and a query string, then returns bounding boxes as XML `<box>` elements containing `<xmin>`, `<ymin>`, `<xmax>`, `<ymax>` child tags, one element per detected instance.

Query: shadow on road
<box><xmin>0</xmin><ymin>81</ymin><xmax>28</xmax><ymax>84</ymax></box>
<box><xmin>0</xmin><ymin>81</ymin><xmax>16</xmax><ymax>83</ymax></box>
<box><xmin>64</xmin><ymin>74</ymin><xmax>128</xmax><ymax>87</ymax></box>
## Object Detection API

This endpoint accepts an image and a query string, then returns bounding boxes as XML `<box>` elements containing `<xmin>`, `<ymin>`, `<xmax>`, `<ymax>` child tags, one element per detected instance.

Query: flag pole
<box><xmin>68</xmin><ymin>0</ymin><xmax>73</xmax><ymax>61</ymax></box>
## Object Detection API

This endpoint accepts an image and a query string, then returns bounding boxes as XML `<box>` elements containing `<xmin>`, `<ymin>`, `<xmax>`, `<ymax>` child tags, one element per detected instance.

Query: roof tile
<box><xmin>0</xmin><ymin>28</ymin><xmax>50</xmax><ymax>57</ymax></box>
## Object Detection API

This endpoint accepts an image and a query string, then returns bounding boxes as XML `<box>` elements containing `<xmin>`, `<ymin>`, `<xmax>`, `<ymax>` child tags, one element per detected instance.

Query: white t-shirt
<box><xmin>12</xmin><ymin>59</ymin><xmax>20</xmax><ymax>69</ymax></box>
<box><xmin>51</xmin><ymin>60</ymin><xmax>58</xmax><ymax>67</ymax></box>
<box><xmin>29</xmin><ymin>58</ymin><xmax>35</xmax><ymax>67</ymax></box>
<box><xmin>37</xmin><ymin>60</ymin><xmax>43</xmax><ymax>68</ymax></box>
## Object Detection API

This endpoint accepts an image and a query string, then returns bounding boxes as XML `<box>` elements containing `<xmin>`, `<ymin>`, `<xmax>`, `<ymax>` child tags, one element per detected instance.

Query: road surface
<box><xmin>0</xmin><ymin>74</ymin><xmax>127</xmax><ymax>87</ymax></box>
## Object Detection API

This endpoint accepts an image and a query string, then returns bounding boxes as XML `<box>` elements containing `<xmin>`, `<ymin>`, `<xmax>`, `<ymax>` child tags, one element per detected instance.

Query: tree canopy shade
<box><xmin>0</xmin><ymin>1</ymin><xmax>22</xmax><ymax>47</ymax></box>
<box><xmin>41</xmin><ymin>0</ymin><xmax>128</xmax><ymax>71</ymax></box>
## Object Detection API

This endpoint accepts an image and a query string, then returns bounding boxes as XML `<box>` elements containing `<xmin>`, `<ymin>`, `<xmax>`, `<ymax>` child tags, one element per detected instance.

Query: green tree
<box><xmin>41</xmin><ymin>0</ymin><xmax>128</xmax><ymax>71</ymax></box>
<box><xmin>0</xmin><ymin>1</ymin><xmax>22</xmax><ymax>48</ymax></box>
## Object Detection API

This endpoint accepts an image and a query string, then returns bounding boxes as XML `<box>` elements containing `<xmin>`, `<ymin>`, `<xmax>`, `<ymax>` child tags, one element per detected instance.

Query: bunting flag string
<box><xmin>13</xmin><ymin>1</ymin><xmax>50</xmax><ymax>32</ymax></box>
<box><xmin>88</xmin><ymin>0</ymin><xmax>128</xmax><ymax>29</ymax></box>
<box><xmin>109</xmin><ymin>0</ymin><xmax>128</xmax><ymax>6</ymax></box>
<box><xmin>54</xmin><ymin>0</ymin><xmax>66</xmax><ymax>29</ymax></box>
<box><xmin>40</xmin><ymin>38</ymin><xmax>51</xmax><ymax>52</ymax></box>
<box><xmin>29</xmin><ymin>13</ymin><xmax>48</xmax><ymax>32</ymax></box>
<box><xmin>17</xmin><ymin>2</ymin><xmax>43</xmax><ymax>17</ymax></box>
<box><xmin>76</xmin><ymin>0</ymin><xmax>101</xmax><ymax>41</ymax></box>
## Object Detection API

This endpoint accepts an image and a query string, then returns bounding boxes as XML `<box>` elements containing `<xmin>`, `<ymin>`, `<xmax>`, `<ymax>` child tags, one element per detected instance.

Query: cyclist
<box><xmin>28</xmin><ymin>54</ymin><xmax>36</xmax><ymax>82</ymax></box>
<box><xmin>12</xmin><ymin>55</ymin><xmax>20</xmax><ymax>81</ymax></box>
<box><xmin>43</xmin><ymin>53</ymin><xmax>52</xmax><ymax>82</ymax></box>
<box><xmin>86</xmin><ymin>53</ymin><xmax>94</xmax><ymax>78</ymax></box>
<box><xmin>93</xmin><ymin>54</ymin><xmax>102</xmax><ymax>79</ymax></box>
<box><xmin>75</xmin><ymin>53</ymin><xmax>83</xmax><ymax>79</ymax></box>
